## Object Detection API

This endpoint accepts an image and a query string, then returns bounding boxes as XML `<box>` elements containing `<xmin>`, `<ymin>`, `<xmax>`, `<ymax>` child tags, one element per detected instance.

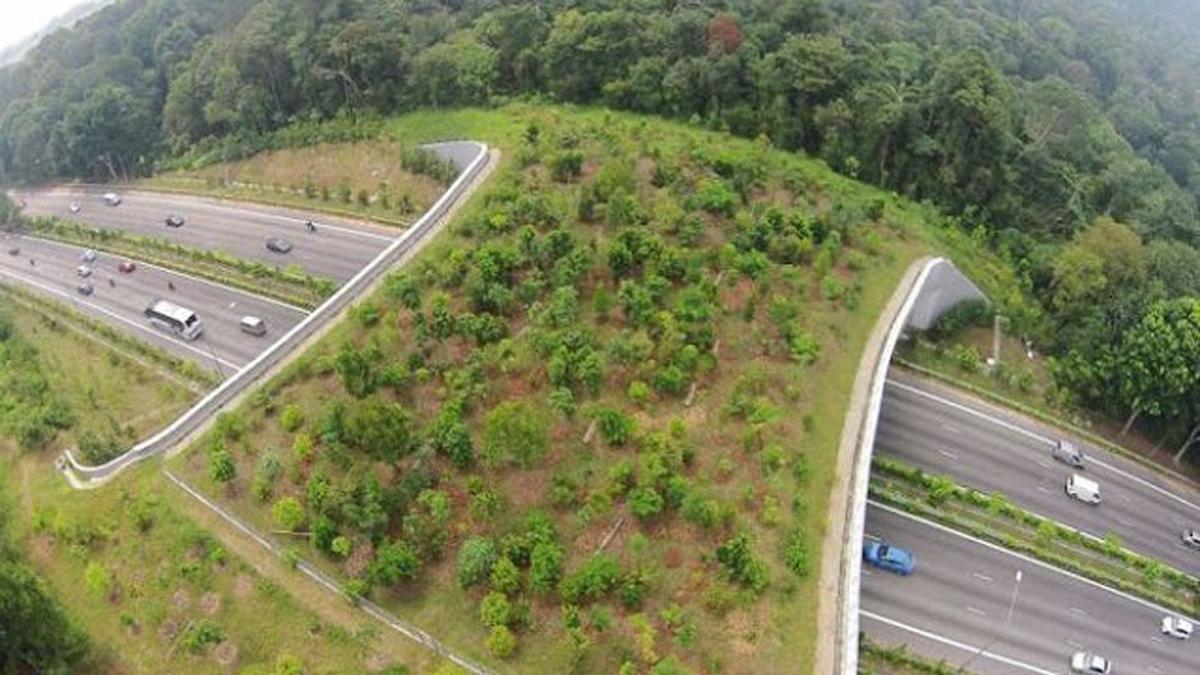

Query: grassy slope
<box><xmin>0</xmin><ymin>299</ymin><xmax>438</xmax><ymax>674</ymax></box>
<box><xmin>141</xmin><ymin>140</ymin><xmax>445</xmax><ymax>226</ymax></box>
<box><xmin>168</xmin><ymin>103</ymin><xmax>938</xmax><ymax>674</ymax></box>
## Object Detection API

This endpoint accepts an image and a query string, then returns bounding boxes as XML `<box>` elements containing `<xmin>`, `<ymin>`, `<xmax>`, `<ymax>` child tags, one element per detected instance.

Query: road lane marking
<box><xmin>1151</xmin><ymin>636</ymin><xmax>1163</xmax><ymax>643</ymax></box>
<box><xmin>0</xmin><ymin>267</ymin><xmax>243</xmax><ymax>372</ymax></box>
<box><xmin>1036</xmin><ymin>460</ymin><xmax>1052</xmax><ymax>469</ymax></box>
<box><xmin>965</xmin><ymin>605</ymin><xmax>987</xmax><ymax>616</ymax></box>
<box><xmin>17</xmin><ymin>235</ymin><xmax>312</xmax><ymax>315</ymax></box>
<box><xmin>887</xmin><ymin>379</ymin><xmax>1200</xmax><ymax>515</ymax></box>
<box><xmin>113</xmin><ymin>192</ymin><xmax>397</xmax><ymax>242</ymax></box>
<box><xmin>941</xmin><ymin>423</ymin><xmax>960</xmax><ymax>433</ymax></box>
<box><xmin>1036</xmin><ymin>485</ymin><xmax>1050</xmax><ymax>493</ymax></box>
<box><xmin>939</xmin><ymin>448</ymin><xmax>959</xmax><ymax>460</ymax></box>
<box><xmin>868</xmin><ymin>499</ymin><xmax>1200</xmax><ymax>622</ymax></box>
<box><xmin>1068</xmin><ymin>607</ymin><xmax>1087</xmax><ymax>616</ymax></box>
<box><xmin>859</xmin><ymin>610</ymin><xmax>1058</xmax><ymax>675</ymax></box>
<box><xmin>971</xmin><ymin>572</ymin><xmax>993</xmax><ymax>583</ymax></box>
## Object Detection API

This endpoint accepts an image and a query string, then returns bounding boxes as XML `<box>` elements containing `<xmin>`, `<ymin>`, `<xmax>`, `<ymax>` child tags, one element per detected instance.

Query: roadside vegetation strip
<box><xmin>129</xmin><ymin>178</ymin><xmax>417</xmax><ymax>229</ymax></box>
<box><xmin>870</xmin><ymin>456</ymin><xmax>1200</xmax><ymax>616</ymax></box>
<box><xmin>892</xmin><ymin>358</ymin><xmax>1196</xmax><ymax>489</ymax></box>
<box><xmin>23</xmin><ymin>216</ymin><xmax>333</xmax><ymax>309</ymax></box>
<box><xmin>0</xmin><ymin>282</ymin><xmax>218</xmax><ymax>390</ymax></box>
<box><xmin>859</xmin><ymin>635</ymin><xmax>965</xmax><ymax>675</ymax></box>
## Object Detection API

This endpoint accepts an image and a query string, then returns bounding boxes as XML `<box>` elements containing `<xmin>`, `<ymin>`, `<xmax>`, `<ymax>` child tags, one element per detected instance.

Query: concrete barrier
<box><xmin>62</xmin><ymin>141</ymin><xmax>490</xmax><ymax>486</ymax></box>
<box><xmin>834</xmin><ymin>257</ymin><xmax>987</xmax><ymax>674</ymax></box>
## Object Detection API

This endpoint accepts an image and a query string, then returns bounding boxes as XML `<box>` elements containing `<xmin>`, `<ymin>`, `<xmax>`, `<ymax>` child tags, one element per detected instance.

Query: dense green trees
<box><xmin>10</xmin><ymin>0</ymin><xmax>1200</xmax><ymax>442</ymax></box>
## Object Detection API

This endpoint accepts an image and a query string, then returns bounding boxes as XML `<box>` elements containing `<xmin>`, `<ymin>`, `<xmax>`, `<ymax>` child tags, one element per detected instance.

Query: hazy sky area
<box><xmin>0</xmin><ymin>0</ymin><xmax>90</xmax><ymax>50</ymax></box>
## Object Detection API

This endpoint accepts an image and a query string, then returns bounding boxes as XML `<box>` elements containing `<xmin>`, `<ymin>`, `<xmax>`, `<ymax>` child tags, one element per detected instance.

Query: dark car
<box><xmin>265</xmin><ymin>237</ymin><xmax>293</xmax><ymax>253</ymax></box>
<box><xmin>6</xmin><ymin>245</ymin><xmax>18</xmax><ymax>256</ymax></box>
<box><xmin>863</xmin><ymin>539</ymin><xmax>916</xmax><ymax>575</ymax></box>
<box><xmin>76</xmin><ymin>282</ymin><xmax>94</xmax><ymax>296</ymax></box>
<box><xmin>165</xmin><ymin>215</ymin><xmax>185</xmax><ymax>228</ymax></box>
<box><xmin>118</xmin><ymin>260</ymin><xmax>137</xmax><ymax>273</ymax></box>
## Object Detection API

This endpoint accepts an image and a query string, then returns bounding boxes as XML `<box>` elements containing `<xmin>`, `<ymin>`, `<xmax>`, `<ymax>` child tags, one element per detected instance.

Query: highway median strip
<box><xmin>870</xmin><ymin>455</ymin><xmax>1200</xmax><ymax>618</ymax></box>
<box><xmin>859</xmin><ymin>635</ymin><xmax>964</xmax><ymax>675</ymax></box>
<box><xmin>21</xmin><ymin>215</ymin><xmax>335</xmax><ymax>309</ymax></box>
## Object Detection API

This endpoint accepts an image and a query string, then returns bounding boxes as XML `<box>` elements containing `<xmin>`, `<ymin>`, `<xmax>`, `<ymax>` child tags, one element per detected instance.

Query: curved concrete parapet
<box><xmin>61</xmin><ymin>141</ymin><xmax>491</xmax><ymax>487</ymax></box>
<box><xmin>830</xmin><ymin>257</ymin><xmax>987</xmax><ymax>674</ymax></box>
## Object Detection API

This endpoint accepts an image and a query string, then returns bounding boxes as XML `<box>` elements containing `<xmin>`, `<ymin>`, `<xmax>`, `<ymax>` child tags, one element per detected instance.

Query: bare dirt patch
<box><xmin>171</xmin><ymin>588</ymin><xmax>190</xmax><ymax>612</ymax></box>
<box><xmin>212</xmin><ymin>640</ymin><xmax>239</xmax><ymax>667</ymax></box>
<box><xmin>233</xmin><ymin>574</ymin><xmax>254</xmax><ymax>599</ymax></box>
<box><xmin>200</xmin><ymin>591</ymin><xmax>221</xmax><ymax>615</ymax></box>
<box><xmin>158</xmin><ymin>618</ymin><xmax>179</xmax><ymax>641</ymax></box>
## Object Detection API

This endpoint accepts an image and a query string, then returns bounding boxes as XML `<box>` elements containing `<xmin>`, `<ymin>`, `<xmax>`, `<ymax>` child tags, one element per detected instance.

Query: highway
<box><xmin>876</xmin><ymin>370</ymin><xmax>1200</xmax><ymax>575</ymax></box>
<box><xmin>17</xmin><ymin>185</ymin><xmax>395</xmax><ymax>281</ymax></box>
<box><xmin>862</xmin><ymin>503</ymin><xmax>1200</xmax><ymax>675</ymax></box>
<box><xmin>0</xmin><ymin>234</ymin><xmax>307</xmax><ymax>374</ymax></box>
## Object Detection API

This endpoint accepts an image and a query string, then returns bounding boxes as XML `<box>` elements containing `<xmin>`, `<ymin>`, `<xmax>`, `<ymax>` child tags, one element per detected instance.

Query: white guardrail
<box><xmin>835</xmin><ymin>257</ymin><xmax>946</xmax><ymax>674</ymax></box>
<box><xmin>62</xmin><ymin>141</ymin><xmax>490</xmax><ymax>485</ymax></box>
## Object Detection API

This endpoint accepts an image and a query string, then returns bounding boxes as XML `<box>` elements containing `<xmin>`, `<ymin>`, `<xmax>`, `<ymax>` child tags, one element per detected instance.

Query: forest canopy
<box><xmin>6</xmin><ymin>0</ymin><xmax>1200</xmax><ymax>440</ymax></box>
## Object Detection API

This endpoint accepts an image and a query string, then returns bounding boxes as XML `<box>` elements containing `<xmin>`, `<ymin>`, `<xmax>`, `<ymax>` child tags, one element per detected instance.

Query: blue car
<box><xmin>863</xmin><ymin>540</ymin><xmax>916</xmax><ymax>575</ymax></box>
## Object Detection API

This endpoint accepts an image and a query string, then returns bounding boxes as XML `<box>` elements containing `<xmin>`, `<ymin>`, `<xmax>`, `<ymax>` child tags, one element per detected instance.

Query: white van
<box><xmin>239</xmin><ymin>315</ymin><xmax>267</xmax><ymax>336</ymax></box>
<box><xmin>103</xmin><ymin>192</ymin><xmax>121</xmax><ymax>206</ymax></box>
<box><xmin>1066</xmin><ymin>474</ymin><xmax>1101</xmax><ymax>505</ymax></box>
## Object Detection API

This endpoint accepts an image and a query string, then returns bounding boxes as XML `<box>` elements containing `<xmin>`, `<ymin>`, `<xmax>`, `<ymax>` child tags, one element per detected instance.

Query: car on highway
<box><xmin>68</xmin><ymin>201</ymin><xmax>81</xmax><ymax>213</ymax></box>
<box><xmin>103</xmin><ymin>192</ymin><xmax>121</xmax><ymax>206</ymax></box>
<box><xmin>1070</xmin><ymin>651</ymin><xmax>1111</xmax><ymax>674</ymax></box>
<box><xmin>1183</xmin><ymin>529</ymin><xmax>1200</xmax><ymax>550</ymax></box>
<box><xmin>165</xmin><ymin>215</ymin><xmax>185</xmax><ymax>228</ymax></box>
<box><xmin>1065</xmin><ymin>473</ymin><xmax>1101</xmax><ymax>505</ymax></box>
<box><xmin>7</xmin><ymin>245</ymin><xmax>19</xmax><ymax>256</ymax></box>
<box><xmin>76</xmin><ymin>265</ymin><xmax>92</xmax><ymax>277</ymax></box>
<box><xmin>80</xmin><ymin>249</ymin><xmax>96</xmax><ymax>263</ymax></box>
<box><xmin>1161</xmin><ymin>615</ymin><xmax>1194</xmax><ymax>639</ymax></box>
<box><xmin>76</xmin><ymin>282</ymin><xmax>94</xmax><ymax>296</ymax></box>
<box><xmin>863</xmin><ymin>539</ymin><xmax>915</xmax><ymax>575</ymax></box>
<box><xmin>265</xmin><ymin>237</ymin><xmax>293</xmax><ymax>253</ymax></box>
<box><xmin>1052</xmin><ymin>439</ymin><xmax>1085</xmax><ymax>468</ymax></box>
<box><xmin>239</xmin><ymin>315</ymin><xmax>267</xmax><ymax>336</ymax></box>
<box><xmin>118</xmin><ymin>260</ymin><xmax>137</xmax><ymax>273</ymax></box>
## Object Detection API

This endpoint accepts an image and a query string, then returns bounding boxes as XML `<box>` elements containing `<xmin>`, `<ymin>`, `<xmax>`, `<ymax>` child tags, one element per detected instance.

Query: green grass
<box><xmin>0</xmin><ymin>296</ymin><xmax>449</xmax><ymax>674</ymax></box>
<box><xmin>168</xmin><ymin>103</ymin><xmax>939</xmax><ymax>675</ymax></box>
<box><xmin>141</xmin><ymin>139</ymin><xmax>445</xmax><ymax>227</ymax></box>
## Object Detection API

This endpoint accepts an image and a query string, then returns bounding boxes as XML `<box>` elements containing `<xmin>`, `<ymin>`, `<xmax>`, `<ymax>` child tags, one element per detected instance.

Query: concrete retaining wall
<box><xmin>834</xmin><ymin>257</ymin><xmax>987</xmax><ymax>674</ymax></box>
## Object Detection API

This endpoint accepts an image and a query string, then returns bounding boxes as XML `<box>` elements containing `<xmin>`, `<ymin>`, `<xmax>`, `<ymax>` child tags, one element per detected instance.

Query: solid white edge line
<box><xmin>868</xmin><ymin>499</ymin><xmax>1200</xmax><ymax>622</ymax></box>
<box><xmin>19</xmin><ymin>234</ymin><xmax>311</xmax><ymax>316</ymax></box>
<box><xmin>886</xmin><ymin>378</ymin><xmax>1200</xmax><ymax>515</ymax></box>
<box><xmin>860</xmin><ymin>610</ymin><xmax>1058</xmax><ymax>675</ymax></box>
<box><xmin>42</xmin><ymin>188</ymin><xmax>396</xmax><ymax>242</ymax></box>
<box><xmin>0</xmin><ymin>267</ymin><xmax>242</xmax><ymax>372</ymax></box>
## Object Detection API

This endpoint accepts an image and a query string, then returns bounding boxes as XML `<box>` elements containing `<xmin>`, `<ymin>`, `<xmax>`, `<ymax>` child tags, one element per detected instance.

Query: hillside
<box><xmin>0</xmin><ymin>0</ymin><xmax>114</xmax><ymax>67</ymax></box>
<box><xmin>163</xmin><ymin>104</ymin><xmax>943</xmax><ymax>674</ymax></box>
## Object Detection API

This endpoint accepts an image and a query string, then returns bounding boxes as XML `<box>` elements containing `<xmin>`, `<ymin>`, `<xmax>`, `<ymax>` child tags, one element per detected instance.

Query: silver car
<box><xmin>1182</xmin><ymin>529</ymin><xmax>1200</xmax><ymax>550</ymax></box>
<box><xmin>1070</xmin><ymin>651</ymin><xmax>1111</xmax><ymax>674</ymax></box>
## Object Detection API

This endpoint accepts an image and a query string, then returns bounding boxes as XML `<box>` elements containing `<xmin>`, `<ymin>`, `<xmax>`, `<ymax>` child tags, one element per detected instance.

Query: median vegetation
<box><xmin>142</xmin><ymin>136</ymin><xmax>449</xmax><ymax>228</ymax></box>
<box><xmin>859</xmin><ymin>637</ymin><xmax>959</xmax><ymax>675</ymax></box>
<box><xmin>871</xmin><ymin>456</ymin><xmax>1200</xmax><ymax>616</ymax></box>
<box><xmin>21</xmin><ymin>215</ymin><xmax>335</xmax><ymax>309</ymax></box>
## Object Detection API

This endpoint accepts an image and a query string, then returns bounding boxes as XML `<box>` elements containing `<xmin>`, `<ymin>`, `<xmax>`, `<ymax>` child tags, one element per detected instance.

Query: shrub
<box><xmin>480</xmin><ymin>591</ymin><xmax>512</xmax><ymax>627</ymax></box>
<box><xmin>783</xmin><ymin>527</ymin><xmax>810</xmax><ymax>576</ymax></box>
<box><xmin>490</xmin><ymin>555</ymin><xmax>522</xmax><ymax>594</ymax></box>
<box><xmin>272</xmin><ymin>497</ymin><xmax>305</xmax><ymax>531</ymax></box>
<box><xmin>483</xmin><ymin>401</ymin><xmax>550</xmax><ymax>467</ymax></box>
<box><xmin>628</xmin><ymin>380</ymin><xmax>651</xmax><ymax>405</ymax></box>
<box><xmin>927</xmin><ymin>475</ymin><xmax>956</xmax><ymax>506</ymax></box>
<box><xmin>530</xmin><ymin>542</ymin><xmax>565</xmax><ymax>594</ymax></box>
<box><xmin>209</xmin><ymin>447</ymin><xmax>236</xmax><ymax>484</ymax></box>
<box><xmin>180</xmin><ymin>619</ymin><xmax>225</xmax><ymax>654</ymax></box>
<box><xmin>486</xmin><ymin>625</ymin><xmax>518</xmax><ymax>658</ymax></box>
<box><xmin>280</xmin><ymin>404</ymin><xmax>305</xmax><ymax>432</ymax></box>
<box><xmin>331</xmin><ymin>536</ymin><xmax>352</xmax><ymax>558</ymax></box>
<box><xmin>560</xmin><ymin>554</ymin><xmax>622</xmax><ymax>603</ymax></box>
<box><xmin>628</xmin><ymin>487</ymin><xmax>664</xmax><ymax>521</ymax></box>
<box><xmin>681</xmin><ymin>491</ymin><xmax>722</xmax><ymax>529</ymax></box>
<box><xmin>369</xmin><ymin>539</ymin><xmax>422</xmax><ymax>587</ymax></box>
<box><xmin>715</xmin><ymin>533</ymin><xmax>768</xmax><ymax>591</ymax></box>
<box><xmin>551</xmin><ymin>151</ymin><xmax>584</xmax><ymax>182</ymax></box>
<box><xmin>292</xmin><ymin>433</ymin><xmax>314</xmax><ymax>463</ymax></box>
<box><xmin>84</xmin><ymin>561</ymin><xmax>110</xmax><ymax>597</ymax></box>
<box><xmin>458</xmin><ymin>537</ymin><xmax>499</xmax><ymax>589</ymax></box>
<box><xmin>595</xmin><ymin>407</ymin><xmax>636</xmax><ymax>446</ymax></box>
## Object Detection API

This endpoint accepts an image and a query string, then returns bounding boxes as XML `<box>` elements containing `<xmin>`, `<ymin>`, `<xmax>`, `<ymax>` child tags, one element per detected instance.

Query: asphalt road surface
<box><xmin>862</xmin><ymin>503</ymin><xmax>1200</xmax><ymax>675</ymax></box>
<box><xmin>0</xmin><ymin>234</ymin><xmax>307</xmax><ymax>374</ymax></box>
<box><xmin>17</xmin><ymin>186</ymin><xmax>394</xmax><ymax>282</ymax></box>
<box><xmin>876</xmin><ymin>370</ymin><xmax>1200</xmax><ymax>575</ymax></box>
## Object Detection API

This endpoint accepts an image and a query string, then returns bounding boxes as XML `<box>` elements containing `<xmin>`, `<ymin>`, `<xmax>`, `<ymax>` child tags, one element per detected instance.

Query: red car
<box><xmin>118</xmin><ymin>260</ymin><xmax>136</xmax><ymax>273</ymax></box>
